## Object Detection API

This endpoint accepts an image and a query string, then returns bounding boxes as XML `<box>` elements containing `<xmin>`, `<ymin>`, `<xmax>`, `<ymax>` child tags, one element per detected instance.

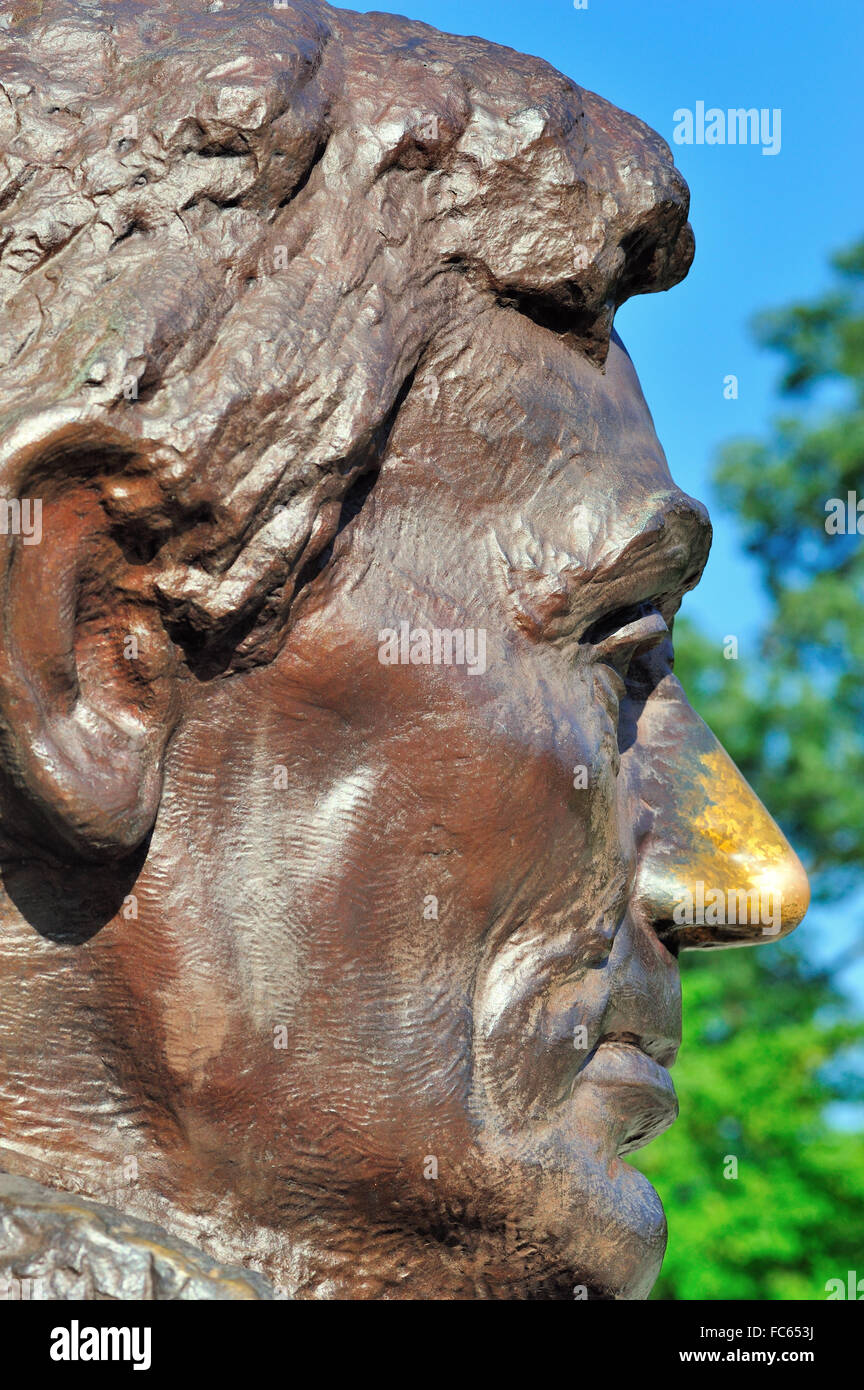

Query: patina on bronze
<box><xmin>0</xmin><ymin>0</ymin><xmax>808</xmax><ymax>1300</ymax></box>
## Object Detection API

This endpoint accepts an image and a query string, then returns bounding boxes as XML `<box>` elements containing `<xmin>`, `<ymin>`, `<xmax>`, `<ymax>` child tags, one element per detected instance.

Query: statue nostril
<box><xmin>652</xmin><ymin>921</ymin><xmax>681</xmax><ymax>957</ymax></box>
<box><xmin>634</xmin><ymin>844</ymin><xmax>811</xmax><ymax>952</ymax></box>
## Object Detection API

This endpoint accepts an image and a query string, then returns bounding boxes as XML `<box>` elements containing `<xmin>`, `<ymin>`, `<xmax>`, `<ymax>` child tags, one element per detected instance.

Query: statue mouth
<box><xmin>571</xmin><ymin>1031</ymin><xmax>680</xmax><ymax>1154</ymax></box>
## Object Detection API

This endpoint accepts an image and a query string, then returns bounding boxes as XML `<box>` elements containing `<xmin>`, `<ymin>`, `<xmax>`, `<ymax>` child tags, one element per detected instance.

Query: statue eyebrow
<box><xmin>595</xmin><ymin>498</ymin><xmax>710</xmax><ymax>577</ymax></box>
<box><xmin>522</xmin><ymin>499</ymin><xmax>711</xmax><ymax>643</ymax></box>
<box><xmin>556</xmin><ymin>499</ymin><xmax>709</xmax><ymax>582</ymax></box>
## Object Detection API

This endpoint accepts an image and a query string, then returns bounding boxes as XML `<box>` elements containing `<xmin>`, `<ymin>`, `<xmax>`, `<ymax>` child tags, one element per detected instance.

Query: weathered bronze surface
<box><xmin>0</xmin><ymin>0</ymin><xmax>808</xmax><ymax>1299</ymax></box>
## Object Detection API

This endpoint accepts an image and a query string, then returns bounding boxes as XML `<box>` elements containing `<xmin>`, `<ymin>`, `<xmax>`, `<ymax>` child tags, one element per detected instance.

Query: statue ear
<box><xmin>0</xmin><ymin>430</ymin><xmax>179</xmax><ymax>862</ymax></box>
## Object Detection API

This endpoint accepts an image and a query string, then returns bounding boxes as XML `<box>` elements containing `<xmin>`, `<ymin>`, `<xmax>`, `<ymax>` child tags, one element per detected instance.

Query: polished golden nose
<box><xmin>632</xmin><ymin>684</ymin><xmax>810</xmax><ymax>950</ymax></box>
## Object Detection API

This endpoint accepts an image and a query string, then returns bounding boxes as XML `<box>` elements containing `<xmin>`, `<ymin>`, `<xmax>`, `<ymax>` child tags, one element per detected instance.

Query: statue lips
<box><xmin>573</xmin><ymin>1032</ymin><xmax>680</xmax><ymax>1154</ymax></box>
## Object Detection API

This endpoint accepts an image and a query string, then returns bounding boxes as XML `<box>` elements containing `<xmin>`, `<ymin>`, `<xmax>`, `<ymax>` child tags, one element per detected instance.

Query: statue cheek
<box><xmin>563</xmin><ymin>674</ymin><xmax>624</xmax><ymax>802</ymax></box>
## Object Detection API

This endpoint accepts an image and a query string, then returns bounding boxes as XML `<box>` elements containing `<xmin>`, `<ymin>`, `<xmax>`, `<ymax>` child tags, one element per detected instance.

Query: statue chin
<box><xmin>454</xmin><ymin>1121</ymin><xmax>668</xmax><ymax>1301</ymax></box>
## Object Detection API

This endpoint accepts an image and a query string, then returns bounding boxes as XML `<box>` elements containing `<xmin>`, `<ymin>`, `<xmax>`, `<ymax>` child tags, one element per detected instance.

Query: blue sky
<box><xmin>344</xmin><ymin>0</ymin><xmax>864</xmax><ymax>648</ymax></box>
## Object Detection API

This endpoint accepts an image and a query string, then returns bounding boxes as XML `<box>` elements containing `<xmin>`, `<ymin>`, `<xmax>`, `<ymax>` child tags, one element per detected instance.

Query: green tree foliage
<box><xmin>633</xmin><ymin>241</ymin><xmax>864</xmax><ymax>1300</ymax></box>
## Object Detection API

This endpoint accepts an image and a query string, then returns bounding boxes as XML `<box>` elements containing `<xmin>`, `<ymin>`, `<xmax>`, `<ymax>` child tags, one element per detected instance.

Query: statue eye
<box><xmin>582</xmin><ymin>605</ymin><xmax>668</xmax><ymax>680</ymax></box>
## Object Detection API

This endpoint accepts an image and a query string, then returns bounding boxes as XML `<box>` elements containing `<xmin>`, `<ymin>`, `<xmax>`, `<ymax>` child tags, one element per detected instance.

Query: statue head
<box><xmin>0</xmin><ymin>0</ymin><xmax>808</xmax><ymax>1298</ymax></box>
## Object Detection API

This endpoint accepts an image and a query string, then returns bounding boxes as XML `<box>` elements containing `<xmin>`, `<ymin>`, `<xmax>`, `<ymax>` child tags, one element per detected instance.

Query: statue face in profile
<box><xmin>0</xmin><ymin>0</ymin><xmax>809</xmax><ymax>1299</ymax></box>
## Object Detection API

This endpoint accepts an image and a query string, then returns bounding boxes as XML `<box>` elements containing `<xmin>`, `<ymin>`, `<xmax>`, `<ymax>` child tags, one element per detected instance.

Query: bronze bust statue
<box><xmin>0</xmin><ymin>0</ymin><xmax>808</xmax><ymax>1300</ymax></box>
